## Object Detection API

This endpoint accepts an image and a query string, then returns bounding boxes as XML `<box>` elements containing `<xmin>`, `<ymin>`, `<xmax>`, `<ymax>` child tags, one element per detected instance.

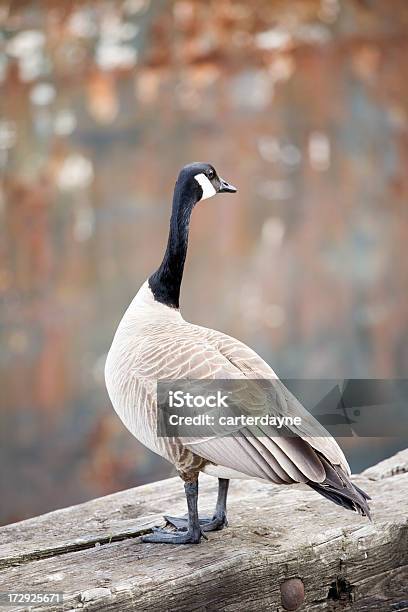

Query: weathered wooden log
<box><xmin>1</xmin><ymin>450</ymin><xmax>407</xmax><ymax>611</ymax></box>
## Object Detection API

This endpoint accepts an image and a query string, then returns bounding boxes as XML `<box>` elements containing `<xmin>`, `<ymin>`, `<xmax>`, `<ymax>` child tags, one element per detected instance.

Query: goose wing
<box><xmin>135</xmin><ymin>322</ymin><xmax>351</xmax><ymax>485</ymax></box>
<box><xmin>187</xmin><ymin>326</ymin><xmax>351</xmax><ymax>478</ymax></box>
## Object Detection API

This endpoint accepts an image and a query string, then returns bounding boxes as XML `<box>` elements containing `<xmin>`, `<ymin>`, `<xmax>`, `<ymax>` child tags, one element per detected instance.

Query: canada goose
<box><xmin>105</xmin><ymin>162</ymin><xmax>370</xmax><ymax>545</ymax></box>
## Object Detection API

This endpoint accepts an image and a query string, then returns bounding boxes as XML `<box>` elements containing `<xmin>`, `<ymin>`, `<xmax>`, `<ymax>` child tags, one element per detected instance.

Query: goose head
<box><xmin>177</xmin><ymin>162</ymin><xmax>237</xmax><ymax>205</ymax></box>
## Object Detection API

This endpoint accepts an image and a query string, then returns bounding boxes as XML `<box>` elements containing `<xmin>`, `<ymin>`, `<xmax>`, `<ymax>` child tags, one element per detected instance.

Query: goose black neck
<box><xmin>148</xmin><ymin>181</ymin><xmax>197</xmax><ymax>308</ymax></box>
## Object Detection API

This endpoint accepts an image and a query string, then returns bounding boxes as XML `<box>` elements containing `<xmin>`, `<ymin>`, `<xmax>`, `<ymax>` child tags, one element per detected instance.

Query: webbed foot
<box><xmin>141</xmin><ymin>525</ymin><xmax>207</xmax><ymax>544</ymax></box>
<box><xmin>164</xmin><ymin>513</ymin><xmax>228</xmax><ymax>532</ymax></box>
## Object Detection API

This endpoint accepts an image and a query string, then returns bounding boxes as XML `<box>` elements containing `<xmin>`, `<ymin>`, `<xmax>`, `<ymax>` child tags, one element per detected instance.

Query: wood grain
<box><xmin>1</xmin><ymin>451</ymin><xmax>407</xmax><ymax>611</ymax></box>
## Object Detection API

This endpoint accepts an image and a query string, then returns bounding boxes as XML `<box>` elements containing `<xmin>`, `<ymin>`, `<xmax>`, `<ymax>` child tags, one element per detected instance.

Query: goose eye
<box><xmin>207</xmin><ymin>170</ymin><xmax>214</xmax><ymax>180</ymax></box>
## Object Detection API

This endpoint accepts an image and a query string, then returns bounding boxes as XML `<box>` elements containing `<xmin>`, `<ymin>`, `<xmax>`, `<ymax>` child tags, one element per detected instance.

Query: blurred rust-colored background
<box><xmin>1</xmin><ymin>0</ymin><xmax>408</xmax><ymax>525</ymax></box>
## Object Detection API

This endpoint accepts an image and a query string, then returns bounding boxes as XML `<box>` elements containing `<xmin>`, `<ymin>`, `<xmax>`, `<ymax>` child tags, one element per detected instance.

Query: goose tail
<box><xmin>308</xmin><ymin>454</ymin><xmax>371</xmax><ymax>519</ymax></box>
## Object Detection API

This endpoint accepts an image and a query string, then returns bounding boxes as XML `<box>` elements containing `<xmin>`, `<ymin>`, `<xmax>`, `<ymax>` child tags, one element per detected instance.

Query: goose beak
<box><xmin>218</xmin><ymin>178</ymin><xmax>237</xmax><ymax>193</ymax></box>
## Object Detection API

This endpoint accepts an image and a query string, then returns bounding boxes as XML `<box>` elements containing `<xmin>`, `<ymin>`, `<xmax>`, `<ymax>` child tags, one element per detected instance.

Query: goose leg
<box><xmin>141</xmin><ymin>480</ymin><xmax>206</xmax><ymax>544</ymax></box>
<box><xmin>164</xmin><ymin>478</ymin><xmax>229</xmax><ymax>532</ymax></box>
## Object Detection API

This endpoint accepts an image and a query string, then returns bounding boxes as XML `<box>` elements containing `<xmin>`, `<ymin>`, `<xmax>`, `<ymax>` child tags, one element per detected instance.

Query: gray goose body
<box><xmin>105</xmin><ymin>162</ymin><xmax>370</xmax><ymax>545</ymax></box>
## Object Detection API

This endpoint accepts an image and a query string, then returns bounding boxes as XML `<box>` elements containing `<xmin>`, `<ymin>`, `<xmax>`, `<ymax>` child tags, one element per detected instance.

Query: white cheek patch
<box><xmin>194</xmin><ymin>173</ymin><xmax>216</xmax><ymax>201</ymax></box>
